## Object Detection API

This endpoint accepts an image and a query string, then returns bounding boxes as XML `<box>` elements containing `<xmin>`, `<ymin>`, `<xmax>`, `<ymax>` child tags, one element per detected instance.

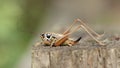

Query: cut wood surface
<box><xmin>32</xmin><ymin>35</ymin><xmax>120</xmax><ymax>68</ymax></box>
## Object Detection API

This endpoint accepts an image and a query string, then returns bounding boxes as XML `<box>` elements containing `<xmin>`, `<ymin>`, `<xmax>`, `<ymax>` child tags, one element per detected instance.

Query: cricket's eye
<box><xmin>46</xmin><ymin>34</ymin><xmax>51</xmax><ymax>39</ymax></box>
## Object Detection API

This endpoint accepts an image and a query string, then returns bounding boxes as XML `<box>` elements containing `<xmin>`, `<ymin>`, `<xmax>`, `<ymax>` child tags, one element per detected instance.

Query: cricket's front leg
<box><xmin>50</xmin><ymin>39</ymin><xmax>57</xmax><ymax>47</ymax></box>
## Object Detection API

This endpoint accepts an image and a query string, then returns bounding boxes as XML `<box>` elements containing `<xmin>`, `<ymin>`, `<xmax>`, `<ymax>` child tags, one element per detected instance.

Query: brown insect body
<box><xmin>40</xmin><ymin>32</ymin><xmax>81</xmax><ymax>46</ymax></box>
<box><xmin>40</xmin><ymin>18</ymin><xmax>105</xmax><ymax>47</ymax></box>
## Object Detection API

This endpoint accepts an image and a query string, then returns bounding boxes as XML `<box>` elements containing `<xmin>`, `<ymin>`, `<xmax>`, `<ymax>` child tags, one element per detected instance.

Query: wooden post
<box><xmin>32</xmin><ymin>38</ymin><xmax>120</xmax><ymax>68</ymax></box>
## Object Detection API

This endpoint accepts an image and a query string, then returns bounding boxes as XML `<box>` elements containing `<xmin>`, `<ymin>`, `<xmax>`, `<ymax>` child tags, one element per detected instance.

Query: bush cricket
<box><xmin>40</xmin><ymin>18</ymin><xmax>105</xmax><ymax>47</ymax></box>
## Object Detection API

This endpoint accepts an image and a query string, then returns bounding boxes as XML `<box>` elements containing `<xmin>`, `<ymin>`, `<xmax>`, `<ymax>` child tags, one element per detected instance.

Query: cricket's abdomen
<box><xmin>52</xmin><ymin>33</ymin><xmax>81</xmax><ymax>46</ymax></box>
<box><xmin>63</xmin><ymin>39</ymin><xmax>75</xmax><ymax>46</ymax></box>
<box><xmin>63</xmin><ymin>37</ymin><xmax>82</xmax><ymax>46</ymax></box>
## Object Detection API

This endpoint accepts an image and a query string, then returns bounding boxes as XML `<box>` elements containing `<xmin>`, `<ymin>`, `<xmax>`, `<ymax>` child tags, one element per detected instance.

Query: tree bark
<box><xmin>32</xmin><ymin>37</ymin><xmax>120</xmax><ymax>68</ymax></box>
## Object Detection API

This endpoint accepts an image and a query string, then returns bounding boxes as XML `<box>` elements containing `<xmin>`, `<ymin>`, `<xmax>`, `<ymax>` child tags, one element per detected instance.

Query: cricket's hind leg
<box><xmin>76</xmin><ymin>18</ymin><xmax>104</xmax><ymax>38</ymax></box>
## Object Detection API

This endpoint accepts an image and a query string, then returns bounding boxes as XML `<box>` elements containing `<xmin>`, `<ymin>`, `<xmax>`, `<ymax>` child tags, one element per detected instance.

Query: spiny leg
<box><xmin>63</xmin><ymin>19</ymin><xmax>78</xmax><ymax>35</ymax></box>
<box><xmin>55</xmin><ymin>18</ymin><xmax>105</xmax><ymax>46</ymax></box>
<box><xmin>76</xmin><ymin>18</ymin><xmax>104</xmax><ymax>38</ymax></box>
<box><xmin>67</xmin><ymin>24</ymin><xmax>105</xmax><ymax>45</ymax></box>
<box><xmin>80</xmin><ymin>25</ymin><xmax>105</xmax><ymax>45</ymax></box>
<box><xmin>54</xmin><ymin>25</ymin><xmax>82</xmax><ymax>46</ymax></box>
<box><xmin>64</xmin><ymin>24</ymin><xmax>105</xmax><ymax>45</ymax></box>
<box><xmin>57</xmin><ymin>19</ymin><xmax>81</xmax><ymax>46</ymax></box>
<box><xmin>54</xmin><ymin>34</ymin><xmax>68</xmax><ymax>46</ymax></box>
<box><xmin>67</xmin><ymin>25</ymin><xmax>81</xmax><ymax>34</ymax></box>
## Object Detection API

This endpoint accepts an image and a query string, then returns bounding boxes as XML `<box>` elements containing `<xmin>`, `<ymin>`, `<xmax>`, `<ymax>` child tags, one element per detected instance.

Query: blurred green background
<box><xmin>0</xmin><ymin>0</ymin><xmax>52</xmax><ymax>68</ymax></box>
<box><xmin>0</xmin><ymin>0</ymin><xmax>120</xmax><ymax>68</ymax></box>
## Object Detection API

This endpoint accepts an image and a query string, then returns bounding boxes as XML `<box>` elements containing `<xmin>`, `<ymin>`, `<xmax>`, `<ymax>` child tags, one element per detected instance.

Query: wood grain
<box><xmin>32</xmin><ymin>36</ymin><xmax>120</xmax><ymax>68</ymax></box>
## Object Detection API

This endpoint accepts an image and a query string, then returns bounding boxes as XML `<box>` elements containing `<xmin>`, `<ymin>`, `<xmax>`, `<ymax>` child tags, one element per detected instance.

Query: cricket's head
<box><xmin>40</xmin><ymin>32</ymin><xmax>55</xmax><ymax>45</ymax></box>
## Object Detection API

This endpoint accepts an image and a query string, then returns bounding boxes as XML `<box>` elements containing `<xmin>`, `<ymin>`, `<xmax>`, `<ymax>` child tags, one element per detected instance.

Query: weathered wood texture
<box><xmin>32</xmin><ymin>37</ymin><xmax>120</xmax><ymax>68</ymax></box>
